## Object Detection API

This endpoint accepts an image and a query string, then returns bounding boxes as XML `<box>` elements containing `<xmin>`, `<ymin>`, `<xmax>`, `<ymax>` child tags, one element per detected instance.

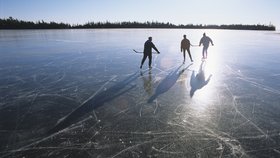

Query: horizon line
<box><xmin>0</xmin><ymin>16</ymin><xmax>276</xmax><ymax>28</ymax></box>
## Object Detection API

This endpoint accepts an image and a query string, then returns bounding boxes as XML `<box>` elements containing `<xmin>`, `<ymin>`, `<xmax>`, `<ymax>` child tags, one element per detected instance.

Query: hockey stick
<box><xmin>133</xmin><ymin>49</ymin><xmax>159</xmax><ymax>54</ymax></box>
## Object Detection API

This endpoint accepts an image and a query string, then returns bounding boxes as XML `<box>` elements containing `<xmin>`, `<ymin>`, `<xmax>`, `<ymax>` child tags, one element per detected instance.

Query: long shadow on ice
<box><xmin>48</xmin><ymin>71</ymin><xmax>144</xmax><ymax>134</ymax></box>
<box><xmin>148</xmin><ymin>64</ymin><xmax>192</xmax><ymax>103</ymax></box>
<box><xmin>190</xmin><ymin>61</ymin><xmax>212</xmax><ymax>97</ymax></box>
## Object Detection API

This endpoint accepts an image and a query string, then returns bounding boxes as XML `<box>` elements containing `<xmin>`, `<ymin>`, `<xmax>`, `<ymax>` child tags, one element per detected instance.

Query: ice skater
<box><xmin>181</xmin><ymin>34</ymin><xmax>193</xmax><ymax>63</ymax></box>
<box><xmin>199</xmin><ymin>33</ymin><xmax>214</xmax><ymax>59</ymax></box>
<box><xmin>140</xmin><ymin>37</ymin><xmax>160</xmax><ymax>69</ymax></box>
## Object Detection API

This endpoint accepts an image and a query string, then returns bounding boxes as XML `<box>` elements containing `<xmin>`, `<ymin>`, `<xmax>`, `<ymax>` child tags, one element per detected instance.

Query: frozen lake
<box><xmin>0</xmin><ymin>29</ymin><xmax>280</xmax><ymax>157</ymax></box>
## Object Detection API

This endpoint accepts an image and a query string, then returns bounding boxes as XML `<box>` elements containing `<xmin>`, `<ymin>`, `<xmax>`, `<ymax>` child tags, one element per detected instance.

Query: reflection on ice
<box><xmin>140</xmin><ymin>70</ymin><xmax>153</xmax><ymax>96</ymax></box>
<box><xmin>190</xmin><ymin>61</ymin><xmax>212</xmax><ymax>97</ymax></box>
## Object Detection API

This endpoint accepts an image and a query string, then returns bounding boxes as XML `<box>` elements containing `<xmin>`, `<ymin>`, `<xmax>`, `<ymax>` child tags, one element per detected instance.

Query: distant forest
<box><xmin>0</xmin><ymin>17</ymin><xmax>276</xmax><ymax>31</ymax></box>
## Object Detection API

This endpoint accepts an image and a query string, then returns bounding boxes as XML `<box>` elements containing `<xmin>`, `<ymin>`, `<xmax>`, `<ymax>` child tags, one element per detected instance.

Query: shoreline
<box><xmin>1</xmin><ymin>17</ymin><xmax>276</xmax><ymax>31</ymax></box>
<box><xmin>0</xmin><ymin>27</ymin><xmax>276</xmax><ymax>31</ymax></box>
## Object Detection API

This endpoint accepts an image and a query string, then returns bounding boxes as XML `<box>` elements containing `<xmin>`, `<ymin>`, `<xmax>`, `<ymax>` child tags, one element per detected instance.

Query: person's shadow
<box><xmin>48</xmin><ymin>71</ymin><xmax>143</xmax><ymax>134</ymax></box>
<box><xmin>148</xmin><ymin>63</ymin><xmax>192</xmax><ymax>103</ymax></box>
<box><xmin>190</xmin><ymin>61</ymin><xmax>212</xmax><ymax>97</ymax></box>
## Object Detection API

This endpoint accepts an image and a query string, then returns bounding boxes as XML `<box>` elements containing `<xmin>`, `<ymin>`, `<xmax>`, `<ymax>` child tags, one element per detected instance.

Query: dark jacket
<box><xmin>144</xmin><ymin>40</ymin><xmax>159</xmax><ymax>54</ymax></box>
<box><xmin>181</xmin><ymin>38</ymin><xmax>190</xmax><ymax>51</ymax></box>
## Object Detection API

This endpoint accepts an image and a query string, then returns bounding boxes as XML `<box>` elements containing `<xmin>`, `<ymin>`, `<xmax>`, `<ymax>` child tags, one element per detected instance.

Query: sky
<box><xmin>0</xmin><ymin>0</ymin><xmax>279</xmax><ymax>29</ymax></box>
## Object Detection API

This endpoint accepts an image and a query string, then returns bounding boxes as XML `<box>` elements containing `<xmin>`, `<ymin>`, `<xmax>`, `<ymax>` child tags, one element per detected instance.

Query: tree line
<box><xmin>0</xmin><ymin>17</ymin><xmax>276</xmax><ymax>31</ymax></box>
<box><xmin>0</xmin><ymin>17</ymin><xmax>71</xmax><ymax>29</ymax></box>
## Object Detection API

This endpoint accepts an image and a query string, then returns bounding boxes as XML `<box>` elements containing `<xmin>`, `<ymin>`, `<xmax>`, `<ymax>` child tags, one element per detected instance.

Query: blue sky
<box><xmin>0</xmin><ymin>0</ymin><xmax>279</xmax><ymax>29</ymax></box>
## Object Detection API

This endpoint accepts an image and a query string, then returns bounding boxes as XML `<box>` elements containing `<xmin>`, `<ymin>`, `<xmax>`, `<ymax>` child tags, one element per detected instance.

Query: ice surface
<box><xmin>0</xmin><ymin>29</ymin><xmax>280</xmax><ymax>157</ymax></box>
